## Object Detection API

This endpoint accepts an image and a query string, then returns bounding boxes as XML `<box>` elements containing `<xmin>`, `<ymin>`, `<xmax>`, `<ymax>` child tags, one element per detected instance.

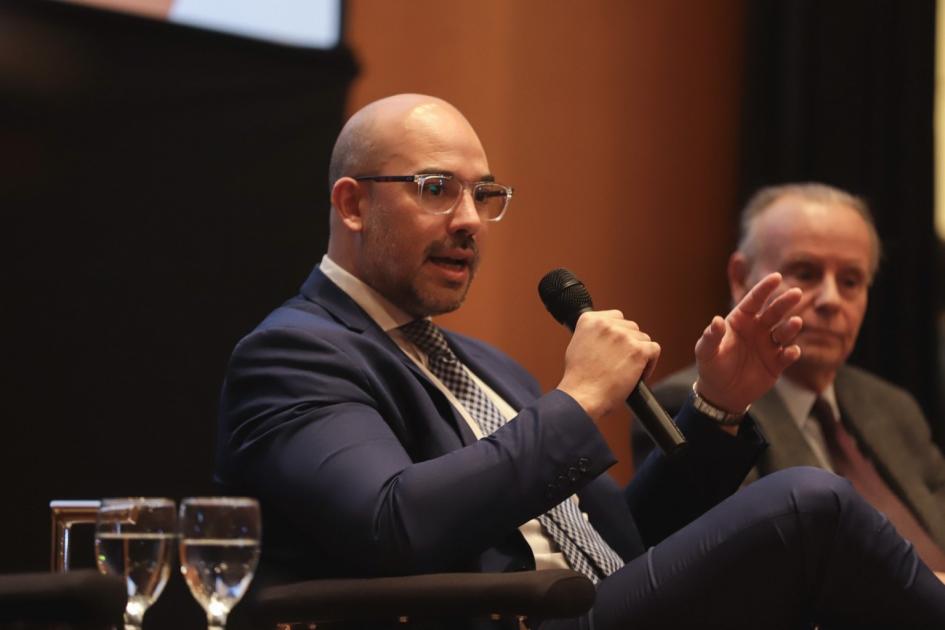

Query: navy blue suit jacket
<box><xmin>217</xmin><ymin>266</ymin><xmax>766</xmax><ymax>584</ymax></box>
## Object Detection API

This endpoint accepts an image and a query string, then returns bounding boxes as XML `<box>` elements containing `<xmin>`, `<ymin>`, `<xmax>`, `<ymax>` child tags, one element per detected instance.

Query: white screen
<box><xmin>169</xmin><ymin>0</ymin><xmax>341</xmax><ymax>49</ymax></box>
<box><xmin>62</xmin><ymin>0</ymin><xmax>342</xmax><ymax>49</ymax></box>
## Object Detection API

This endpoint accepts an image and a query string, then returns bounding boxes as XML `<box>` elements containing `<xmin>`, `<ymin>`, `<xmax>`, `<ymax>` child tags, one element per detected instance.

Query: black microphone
<box><xmin>538</xmin><ymin>268</ymin><xmax>686</xmax><ymax>455</ymax></box>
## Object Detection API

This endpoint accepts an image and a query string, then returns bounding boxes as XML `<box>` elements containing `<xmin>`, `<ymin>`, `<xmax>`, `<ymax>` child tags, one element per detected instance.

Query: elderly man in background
<box><xmin>641</xmin><ymin>182</ymin><xmax>945</xmax><ymax>574</ymax></box>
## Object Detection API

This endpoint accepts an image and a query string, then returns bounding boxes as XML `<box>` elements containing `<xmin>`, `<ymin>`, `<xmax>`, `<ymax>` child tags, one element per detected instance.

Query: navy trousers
<box><xmin>546</xmin><ymin>467</ymin><xmax>945</xmax><ymax>629</ymax></box>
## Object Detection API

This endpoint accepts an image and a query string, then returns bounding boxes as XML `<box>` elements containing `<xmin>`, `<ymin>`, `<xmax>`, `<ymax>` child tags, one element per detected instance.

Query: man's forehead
<box><xmin>377</xmin><ymin>119</ymin><xmax>489</xmax><ymax>175</ymax></box>
<box><xmin>758</xmin><ymin>199</ymin><xmax>869</xmax><ymax>243</ymax></box>
<box><xmin>402</xmin><ymin>101</ymin><xmax>456</xmax><ymax>128</ymax></box>
<box><xmin>764</xmin><ymin>196</ymin><xmax>866</xmax><ymax>227</ymax></box>
<box><xmin>755</xmin><ymin>226</ymin><xmax>872</xmax><ymax>264</ymax></box>
<box><xmin>777</xmin><ymin>250</ymin><xmax>871</xmax><ymax>272</ymax></box>
<box><xmin>372</xmin><ymin>99</ymin><xmax>471</xmax><ymax>141</ymax></box>
<box><xmin>379</xmin><ymin>150</ymin><xmax>491</xmax><ymax>179</ymax></box>
<box><xmin>750</xmin><ymin>198</ymin><xmax>873</xmax><ymax>269</ymax></box>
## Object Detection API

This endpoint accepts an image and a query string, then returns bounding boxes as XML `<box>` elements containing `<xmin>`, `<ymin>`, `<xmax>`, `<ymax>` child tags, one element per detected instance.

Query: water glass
<box><xmin>95</xmin><ymin>497</ymin><xmax>177</xmax><ymax>630</ymax></box>
<box><xmin>178</xmin><ymin>497</ymin><xmax>261</xmax><ymax>630</ymax></box>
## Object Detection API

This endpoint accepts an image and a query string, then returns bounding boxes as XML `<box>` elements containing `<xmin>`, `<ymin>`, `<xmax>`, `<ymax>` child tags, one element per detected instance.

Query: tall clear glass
<box><xmin>95</xmin><ymin>497</ymin><xmax>177</xmax><ymax>630</ymax></box>
<box><xmin>178</xmin><ymin>497</ymin><xmax>261</xmax><ymax>630</ymax></box>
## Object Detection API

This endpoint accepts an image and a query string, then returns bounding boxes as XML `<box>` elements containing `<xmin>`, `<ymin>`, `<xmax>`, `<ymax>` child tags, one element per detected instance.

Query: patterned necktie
<box><xmin>810</xmin><ymin>398</ymin><xmax>945</xmax><ymax>570</ymax></box>
<box><xmin>400</xmin><ymin>318</ymin><xmax>624</xmax><ymax>583</ymax></box>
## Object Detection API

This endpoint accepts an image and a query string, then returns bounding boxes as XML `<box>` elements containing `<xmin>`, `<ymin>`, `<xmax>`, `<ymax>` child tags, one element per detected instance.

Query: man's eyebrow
<box><xmin>782</xmin><ymin>257</ymin><xmax>818</xmax><ymax>266</ymax></box>
<box><xmin>415</xmin><ymin>168</ymin><xmax>453</xmax><ymax>176</ymax></box>
<box><xmin>415</xmin><ymin>168</ymin><xmax>496</xmax><ymax>182</ymax></box>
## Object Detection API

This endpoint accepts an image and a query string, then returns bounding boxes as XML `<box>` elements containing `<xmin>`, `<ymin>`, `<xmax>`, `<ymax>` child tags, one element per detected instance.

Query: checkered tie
<box><xmin>400</xmin><ymin>318</ymin><xmax>624</xmax><ymax>583</ymax></box>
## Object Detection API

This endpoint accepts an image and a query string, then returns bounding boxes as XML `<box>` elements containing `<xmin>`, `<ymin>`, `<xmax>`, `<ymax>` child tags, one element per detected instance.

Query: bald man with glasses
<box><xmin>217</xmin><ymin>95</ymin><xmax>945</xmax><ymax>629</ymax></box>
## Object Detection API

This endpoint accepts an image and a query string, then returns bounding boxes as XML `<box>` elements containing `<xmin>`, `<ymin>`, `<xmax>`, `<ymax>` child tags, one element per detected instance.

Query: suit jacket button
<box><xmin>577</xmin><ymin>457</ymin><xmax>590</xmax><ymax>472</ymax></box>
<box><xmin>567</xmin><ymin>466</ymin><xmax>580</xmax><ymax>482</ymax></box>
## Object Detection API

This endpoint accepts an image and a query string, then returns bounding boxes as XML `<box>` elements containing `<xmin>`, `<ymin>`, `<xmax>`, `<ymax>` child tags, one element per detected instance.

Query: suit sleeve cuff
<box><xmin>674</xmin><ymin>398</ymin><xmax>768</xmax><ymax>470</ymax></box>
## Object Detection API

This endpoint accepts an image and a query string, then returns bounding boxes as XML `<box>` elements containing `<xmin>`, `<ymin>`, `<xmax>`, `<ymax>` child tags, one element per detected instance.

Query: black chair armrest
<box><xmin>250</xmin><ymin>569</ymin><xmax>595</xmax><ymax>626</ymax></box>
<box><xmin>0</xmin><ymin>569</ymin><xmax>126</xmax><ymax>628</ymax></box>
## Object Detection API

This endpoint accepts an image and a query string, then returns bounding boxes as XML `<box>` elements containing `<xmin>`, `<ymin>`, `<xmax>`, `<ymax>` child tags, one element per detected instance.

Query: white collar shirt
<box><xmin>774</xmin><ymin>376</ymin><xmax>841</xmax><ymax>472</ymax></box>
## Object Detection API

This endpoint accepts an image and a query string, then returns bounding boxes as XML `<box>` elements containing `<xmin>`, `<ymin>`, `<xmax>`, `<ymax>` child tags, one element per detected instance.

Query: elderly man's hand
<box><xmin>693</xmin><ymin>273</ymin><xmax>803</xmax><ymax>414</ymax></box>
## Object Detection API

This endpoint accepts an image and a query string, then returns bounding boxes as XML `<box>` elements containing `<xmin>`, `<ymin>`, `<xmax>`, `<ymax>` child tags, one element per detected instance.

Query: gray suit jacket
<box><xmin>636</xmin><ymin>364</ymin><xmax>945</xmax><ymax>553</ymax></box>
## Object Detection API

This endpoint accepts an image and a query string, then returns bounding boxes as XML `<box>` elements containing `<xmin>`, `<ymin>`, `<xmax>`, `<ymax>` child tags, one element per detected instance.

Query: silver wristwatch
<box><xmin>690</xmin><ymin>383</ymin><xmax>749</xmax><ymax>426</ymax></box>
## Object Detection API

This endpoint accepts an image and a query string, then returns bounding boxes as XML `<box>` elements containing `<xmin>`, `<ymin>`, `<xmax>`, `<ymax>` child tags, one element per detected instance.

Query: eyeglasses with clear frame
<box><xmin>354</xmin><ymin>174</ymin><xmax>514</xmax><ymax>221</ymax></box>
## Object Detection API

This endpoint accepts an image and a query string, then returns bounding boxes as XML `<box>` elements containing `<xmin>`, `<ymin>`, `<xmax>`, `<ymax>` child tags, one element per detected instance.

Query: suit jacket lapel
<box><xmin>833</xmin><ymin>369</ymin><xmax>927</xmax><ymax>525</ymax></box>
<box><xmin>299</xmin><ymin>266</ymin><xmax>478</xmax><ymax>445</ymax></box>
<box><xmin>752</xmin><ymin>388</ymin><xmax>822</xmax><ymax>473</ymax></box>
<box><xmin>300</xmin><ymin>266</ymin><xmax>373</xmax><ymax>334</ymax></box>
<box><xmin>834</xmin><ymin>368</ymin><xmax>897</xmax><ymax>451</ymax></box>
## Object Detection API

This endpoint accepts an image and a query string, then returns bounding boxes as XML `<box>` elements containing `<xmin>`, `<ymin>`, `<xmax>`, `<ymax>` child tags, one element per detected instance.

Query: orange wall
<box><xmin>67</xmin><ymin>0</ymin><xmax>172</xmax><ymax>19</ymax></box>
<box><xmin>346</xmin><ymin>0</ymin><xmax>746</xmax><ymax>484</ymax></box>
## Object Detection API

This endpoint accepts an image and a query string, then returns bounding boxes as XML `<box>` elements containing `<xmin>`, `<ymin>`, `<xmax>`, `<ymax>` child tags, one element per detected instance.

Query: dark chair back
<box><xmin>0</xmin><ymin>570</ymin><xmax>126</xmax><ymax>629</ymax></box>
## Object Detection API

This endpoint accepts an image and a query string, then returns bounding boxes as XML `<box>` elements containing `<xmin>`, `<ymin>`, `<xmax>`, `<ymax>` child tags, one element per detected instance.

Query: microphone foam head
<box><xmin>537</xmin><ymin>268</ymin><xmax>593</xmax><ymax>330</ymax></box>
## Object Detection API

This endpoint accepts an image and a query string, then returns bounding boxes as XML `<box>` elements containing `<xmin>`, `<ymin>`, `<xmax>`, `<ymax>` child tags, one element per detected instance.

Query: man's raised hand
<box><xmin>693</xmin><ymin>273</ymin><xmax>803</xmax><ymax>413</ymax></box>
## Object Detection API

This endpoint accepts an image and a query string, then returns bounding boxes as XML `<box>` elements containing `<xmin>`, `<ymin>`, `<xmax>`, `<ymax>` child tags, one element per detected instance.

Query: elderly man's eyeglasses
<box><xmin>354</xmin><ymin>174</ymin><xmax>514</xmax><ymax>222</ymax></box>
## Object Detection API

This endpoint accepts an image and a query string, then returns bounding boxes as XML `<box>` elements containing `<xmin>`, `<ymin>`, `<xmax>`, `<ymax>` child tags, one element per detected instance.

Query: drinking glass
<box><xmin>178</xmin><ymin>497</ymin><xmax>261</xmax><ymax>630</ymax></box>
<box><xmin>95</xmin><ymin>497</ymin><xmax>177</xmax><ymax>630</ymax></box>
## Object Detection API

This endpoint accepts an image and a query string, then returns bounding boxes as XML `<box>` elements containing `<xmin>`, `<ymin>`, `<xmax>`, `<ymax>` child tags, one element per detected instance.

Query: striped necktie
<box><xmin>400</xmin><ymin>318</ymin><xmax>624</xmax><ymax>583</ymax></box>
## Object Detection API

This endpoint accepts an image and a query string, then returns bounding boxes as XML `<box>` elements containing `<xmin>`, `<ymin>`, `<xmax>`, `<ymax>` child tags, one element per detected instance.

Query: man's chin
<box><xmin>791</xmin><ymin>347</ymin><xmax>846</xmax><ymax>376</ymax></box>
<box><xmin>407</xmin><ymin>284</ymin><xmax>471</xmax><ymax>318</ymax></box>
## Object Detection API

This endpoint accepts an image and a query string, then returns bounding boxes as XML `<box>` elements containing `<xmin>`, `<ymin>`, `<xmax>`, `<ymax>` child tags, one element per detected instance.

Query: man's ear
<box><xmin>727</xmin><ymin>252</ymin><xmax>751</xmax><ymax>303</ymax></box>
<box><xmin>331</xmin><ymin>177</ymin><xmax>365</xmax><ymax>232</ymax></box>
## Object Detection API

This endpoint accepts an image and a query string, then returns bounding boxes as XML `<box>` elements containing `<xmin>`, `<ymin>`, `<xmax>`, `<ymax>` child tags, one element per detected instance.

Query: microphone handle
<box><xmin>628</xmin><ymin>382</ymin><xmax>686</xmax><ymax>454</ymax></box>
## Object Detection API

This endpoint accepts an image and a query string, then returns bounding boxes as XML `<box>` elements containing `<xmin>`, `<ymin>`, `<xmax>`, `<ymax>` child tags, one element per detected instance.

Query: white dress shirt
<box><xmin>774</xmin><ymin>376</ymin><xmax>842</xmax><ymax>472</ymax></box>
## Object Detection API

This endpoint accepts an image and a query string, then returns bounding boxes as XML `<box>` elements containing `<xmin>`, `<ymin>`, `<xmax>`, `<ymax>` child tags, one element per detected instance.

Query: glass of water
<box><xmin>178</xmin><ymin>497</ymin><xmax>261</xmax><ymax>630</ymax></box>
<box><xmin>95</xmin><ymin>497</ymin><xmax>177</xmax><ymax>630</ymax></box>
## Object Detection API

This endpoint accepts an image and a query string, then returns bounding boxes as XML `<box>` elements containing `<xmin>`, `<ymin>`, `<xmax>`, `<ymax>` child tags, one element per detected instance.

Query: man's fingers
<box><xmin>641</xmin><ymin>341</ymin><xmax>661</xmax><ymax>382</ymax></box>
<box><xmin>577</xmin><ymin>309</ymin><xmax>625</xmax><ymax>325</ymax></box>
<box><xmin>770</xmin><ymin>315</ymin><xmax>803</xmax><ymax>347</ymax></box>
<box><xmin>577</xmin><ymin>310</ymin><xmax>640</xmax><ymax>330</ymax></box>
<box><xmin>758</xmin><ymin>287</ymin><xmax>803</xmax><ymax>328</ymax></box>
<box><xmin>734</xmin><ymin>272</ymin><xmax>783</xmax><ymax>316</ymax></box>
<box><xmin>694</xmin><ymin>315</ymin><xmax>726</xmax><ymax>361</ymax></box>
<box><xmin>775</xmin><ymin>344</ymin><xmax>802</xmax><ymax>369</ymax></box>
<box><xmin>575</xmin><ymin>309</ymin><xmax>655</xmax><ymax>361</ymax></box>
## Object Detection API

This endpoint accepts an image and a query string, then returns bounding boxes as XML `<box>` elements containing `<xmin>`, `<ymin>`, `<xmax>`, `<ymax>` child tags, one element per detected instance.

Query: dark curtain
<box><xmin>0</xmin><ymin>1</ymin><xmax>356</xmax><ymax>627</ymax></box>
<box><xmin>740</xmin><ymin>0</ymin><xmax>942</xmax><ymax>446</ymax></box>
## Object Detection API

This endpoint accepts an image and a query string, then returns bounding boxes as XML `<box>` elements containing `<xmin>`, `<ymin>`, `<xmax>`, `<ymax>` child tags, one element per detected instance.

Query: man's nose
<box><xmin>814</xmin><ymin>274</ymin><xmax>842</xmax><ymax>310</ymax></box>
<box><xmin>447</xmin><ymin>187</ymin><xmax>483</xmax><ymax>235</ymax></box>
